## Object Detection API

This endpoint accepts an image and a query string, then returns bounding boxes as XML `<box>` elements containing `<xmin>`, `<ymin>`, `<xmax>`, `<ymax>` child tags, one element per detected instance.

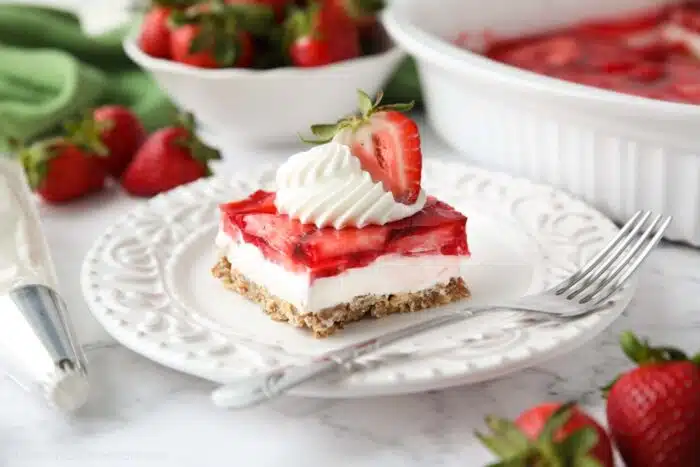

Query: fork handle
<box><xmin>211</xmin><ymin>312</ymin><xmax>474</xmax><ymax>409</ymax></box>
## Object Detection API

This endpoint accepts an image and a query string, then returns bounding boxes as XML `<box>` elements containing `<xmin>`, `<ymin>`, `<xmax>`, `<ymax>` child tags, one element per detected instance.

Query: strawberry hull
<box><xmin>219</xmin><ymin>190</ymin><xmax>470</xmax><ymax>280</ymax></box>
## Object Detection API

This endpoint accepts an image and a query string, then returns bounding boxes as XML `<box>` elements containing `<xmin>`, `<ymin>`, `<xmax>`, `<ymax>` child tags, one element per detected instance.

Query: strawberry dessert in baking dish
<box><xmin>212</xmin><ymin>91</ymin><xmax>471</xmax><ymax>338</ymax></box>
<box><xmin>474</xmin><ymin>1</ymin><xmax>700</xmax><ymax>105</ymax></box>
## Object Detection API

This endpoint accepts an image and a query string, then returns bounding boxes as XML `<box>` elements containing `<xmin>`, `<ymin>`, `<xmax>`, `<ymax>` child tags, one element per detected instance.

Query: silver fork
<box><xmin>211</xmin><ymin>211</ymin><xmax>671</xmax><ymax>410</ymax></box>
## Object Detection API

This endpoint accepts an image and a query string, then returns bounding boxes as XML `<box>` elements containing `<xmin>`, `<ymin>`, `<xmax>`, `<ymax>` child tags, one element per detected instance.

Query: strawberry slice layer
<box><xmin>219</xmin><ymin>190</ymin><xmax>469</xmax><ymax>280</ymax></box>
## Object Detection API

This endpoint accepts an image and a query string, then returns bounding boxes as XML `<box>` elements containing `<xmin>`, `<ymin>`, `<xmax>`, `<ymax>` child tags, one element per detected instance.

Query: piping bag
<box><xmin>0</xmin><ymin>157</ymin><xmax>89</xmax><ymax>412</ymax></box>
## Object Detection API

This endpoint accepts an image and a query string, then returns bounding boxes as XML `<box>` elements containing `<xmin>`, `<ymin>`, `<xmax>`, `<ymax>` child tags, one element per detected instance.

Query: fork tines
<box><xmin>557</xmin><ymin>210</ymin><xmax>671</xmax><ymax>306</ymax></box>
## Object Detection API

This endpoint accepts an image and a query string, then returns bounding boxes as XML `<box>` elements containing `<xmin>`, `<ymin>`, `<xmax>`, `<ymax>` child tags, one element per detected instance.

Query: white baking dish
<box><xmin>383</xmin><ymin>0</ymin><xmax>700</xmax><ymax>246</ymax></box>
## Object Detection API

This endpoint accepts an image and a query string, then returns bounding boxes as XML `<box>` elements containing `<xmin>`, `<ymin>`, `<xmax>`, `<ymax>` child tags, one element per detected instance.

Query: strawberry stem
<box><xmin>300</xmin><ymin>89</ymin><xmax>415</xmax><ymax>144</ymax></box>
<box><xmin>19</xmin><ymin>138</ymin><xmax>62</xmax><ymax>190</ymax></box>
<box><xmin>344</xmin><ymin>0</ymin><xmax>385</xmax><ymax>19</ymax></box>
<box><xmin>620</xmin><ymin>331</ymin><xmax>691</xmax><ymax>365</ymax></box>
<box><xmin>174</xmin><ymin>112</ymin><xmax>221</xmax><ymax>176</ymax></box>
<box><xmin>169</xmin><ymin>0</ymin><xmax>272</xmax><ymax>66</ymax></box>
<box><xmin>283</xmin><ymin>1</ymin><xmax>323</xmax><ymax>51</ymax></box>
<box><xmin>62</xmin><ymin>111</ymin><xmax>110</xmax><ymax>157</ymax></box>
<box><xmin>605</xmin><ymin>331</ymin><xmax>697</xmax><ymax>397</ymax></box>
<box><xmin>477</xmin><ymin>403</ymin><xmax>603</xmax><ymax>467</ymax></box>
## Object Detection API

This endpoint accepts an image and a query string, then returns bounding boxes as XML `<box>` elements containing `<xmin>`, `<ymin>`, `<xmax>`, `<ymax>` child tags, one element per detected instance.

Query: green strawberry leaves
<box><xmin>14</xmin><ymin>109</ymin><xmax>112</xmax><ymax>190</ymax></box>
<box><xmin>603</xmin><ymin>331</ymin><xmax>700</xmax><ymax>397</ymax></box>
<box><xmin>224</xmin><ymin>2</ymin><xmax>275</xmax><ymax>35</ymax></box>
<box><xmin>63</xmin><ymin>112</ymin><xmax>110</xmax><ymax>157</ymax></box>
<box><xmin>170</xmin><ymin>0</ymin><xmax>273</xmax><ymax>67</ymax></box>
<box><xmin>301</xmin><ymin>88</ymin><xmax>414</xmax><ymax>144</ymax></box>
<box><xmin>358</xmin><ymin>89</ymin><xmax>374</xmax><ymax>118</ymax></box>
<box><xmin>305</xmin><ymin>123</ymin><xmax>342</xmax><ymax>143</ymax></box>
<box><xmin>558</xmin><ymin>428</ymin><xmax>600</xmax><ymax>465</ymax></box>
<box><xmin>18</xmin><ymin>140</ymin><xmax>53</xmax><ymax>190</ymax></box>
<box><xmin>174</xmin><ymin>112</ymin><xmax>221</xmax><ymax>176</ymax></box>
<box><xmin>476</xmin><ymin>415</ymin><xmax>533</xmax><ymax>461</ymax></box>
<box><xmin>620</xmin><ymin>331</ymin><xmax>691</xmax><ymax>364</ymax></box>
<box><xmin>476</xmin><ymin>402</ymin><xmax>604</xmax><ymax>467</ymax></box>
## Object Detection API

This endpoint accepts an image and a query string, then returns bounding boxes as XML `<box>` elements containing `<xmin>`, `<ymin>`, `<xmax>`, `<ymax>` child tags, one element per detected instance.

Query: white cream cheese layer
<box><xmin>216</xmin><ymin>230</ymin><xmax>464</xmax><ymax>313</ymax></box>
<box><xmin>274</xmin><ymin>142</ymin><xmax>426</xmax><ymax>229</ymax></box>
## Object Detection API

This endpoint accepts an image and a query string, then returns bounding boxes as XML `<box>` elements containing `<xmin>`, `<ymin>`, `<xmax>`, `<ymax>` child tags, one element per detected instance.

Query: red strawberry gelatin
<box><xmin>219</xmin><ymin>190</ymin><xmax>470</xmax><ymax>281</ymax></box>
<box><xmin>461</xmin><ymin>2</ymin><xmax>700</xmax><ymax>105</ymax></box>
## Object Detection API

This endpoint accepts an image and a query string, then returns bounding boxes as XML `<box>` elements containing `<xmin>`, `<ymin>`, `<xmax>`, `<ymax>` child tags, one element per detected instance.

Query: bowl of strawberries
<box><xmin>125</xmin><ymin>0</ymin><xmax>404</xmax><ymax>148</ymax></box>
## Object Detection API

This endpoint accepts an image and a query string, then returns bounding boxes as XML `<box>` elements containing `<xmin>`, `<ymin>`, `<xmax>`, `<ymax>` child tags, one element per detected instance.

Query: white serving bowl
<box><xmin>383</xmin><ymin>0</ymin><xmax>700</xmax><ymax>246</ymax></box>
<box><xmin>124</xmin><ymin>37</ymin><xmax>405</xmax><ymax>148</ymax></box>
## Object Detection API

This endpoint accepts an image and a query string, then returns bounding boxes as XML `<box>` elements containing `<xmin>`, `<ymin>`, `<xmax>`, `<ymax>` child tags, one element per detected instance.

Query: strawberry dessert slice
<box><xmin>215</xmin><ymin>190</ymin><xmax>471</xmax><ymax>337</ymax></box>
<box><xmin>213</xmin><ymin>89</ymin><xmax>471</xmax><ymax>338</ymax></box>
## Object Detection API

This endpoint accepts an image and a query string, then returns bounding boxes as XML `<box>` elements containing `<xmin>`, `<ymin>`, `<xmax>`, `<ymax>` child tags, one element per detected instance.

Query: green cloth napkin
<box><xmin>0</xmin><ymin>5</ymin><xmax>176</xmax><ymax>150</ymax></box>
<box><xmin>0</xmin><ymin>5</ymin><xmax>421</xmax><ymax>152</ymax></box>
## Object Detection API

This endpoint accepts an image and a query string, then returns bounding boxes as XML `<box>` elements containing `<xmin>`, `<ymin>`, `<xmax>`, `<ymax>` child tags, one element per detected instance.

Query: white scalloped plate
<box><xmin>81</xmin><ymin>159</ymin><xmax>634</xmax><ymax>397</ymax></box>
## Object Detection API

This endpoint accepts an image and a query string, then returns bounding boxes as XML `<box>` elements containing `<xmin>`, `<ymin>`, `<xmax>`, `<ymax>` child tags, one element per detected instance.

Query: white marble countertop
<box><xmin>2</xmin><ymin>117</ymin><xmax>700</xmax><ymax>467</ymax></box>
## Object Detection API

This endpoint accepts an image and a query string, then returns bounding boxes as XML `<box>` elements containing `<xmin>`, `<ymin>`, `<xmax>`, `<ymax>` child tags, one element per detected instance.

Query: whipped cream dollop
<box><xmin>275</xmin><ymin>142</ymin><xmax>426</xmax><ymax>229</ymax></box>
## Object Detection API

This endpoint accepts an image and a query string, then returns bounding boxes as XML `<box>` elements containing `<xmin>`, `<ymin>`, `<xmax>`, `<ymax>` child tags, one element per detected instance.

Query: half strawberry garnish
<box><xmin>303</xmin><ymin>90</ymin><xmax>422</xmax><ymax>205</ymax></box>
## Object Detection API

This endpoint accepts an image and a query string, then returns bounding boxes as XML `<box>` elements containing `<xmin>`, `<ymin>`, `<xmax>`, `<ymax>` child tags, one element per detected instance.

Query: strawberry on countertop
<box><xmin>604</xmin><ymin>332</ymin><xmax>700</xmax><ymax>467</ymax></box>
<box><xmin>18</xmin><ymin>119</ymin><xmax>109</xmax><ymax>204</ymax></box>
<box><xmin>121</xmin><ymin>113</ymin><xmax>221</xmax><ymax>197</ymax></box>
<box><xmin>477</xmin><ymin>401</ymin><xmax>615</xmax><ymax>467</ymax></box>
<box><xmin>304</xmin><ymin>89</ymin><xmax>421</xmax><ymax>205</ymax></box>
<box><xmin>93</xmin><ymin>105</ymin><xmax>147</xmax><ymax>177</ymax></box>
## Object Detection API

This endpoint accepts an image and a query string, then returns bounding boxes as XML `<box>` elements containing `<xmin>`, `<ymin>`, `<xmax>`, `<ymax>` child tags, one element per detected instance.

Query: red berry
<box><xmin>477</xmin><ymin>402</ymin><xmax>615</xmax><ymax>467</ymax></box>
<box><xmin>516</xmin><ymin>403</ymin><xmax>615</xmax><ymax>467</ymax></box>
<box><xmin>605</xmin><ymin>332</ymin><xmax>700</xmax><ymax>467</ymax></box>
<box><xmin>121</xmin><ymin>114</ymin><xmax>221</xmax><ymax>197</ymax></box>
<box><xmin>285</xmin><ymin>2</ymin><xmax>360</xmax><ymax>67</ymax></box>
<box><xmin>93</xmin><ymin>106</ymin><xmax>147</xmax><ymax>177</ymax></box>
<box><xmin>139</xmin><ymin>6</ymin><xmax>174</xmax><ymax>59</ymax></box>
<box><xmin>290</xmin><ymin>36</ymin><xmax>333</xmax><ymax>67</ymax></box>
<box><xmin>21</xmin><ymin>140</ymin><xmax>106</xmax><ymax>204</ymax></box>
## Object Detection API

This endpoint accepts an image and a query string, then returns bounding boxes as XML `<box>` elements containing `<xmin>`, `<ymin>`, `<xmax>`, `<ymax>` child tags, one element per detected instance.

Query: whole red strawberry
<box><xmin>169</xmin><ymin>1</ymin><xmax>264</xmax><ymax>68</ymax></box>
<box><xmin>121</xmin><ymin>113</ymin><xmax>221</xmax><ymax>197</ymax></box>
<box><xmin>284</xmin><ymin>1</ymin><xmax>360</xmax><ymax>67</ymax></box>
<box><xmin>303</xmin><ymin>89</ymin><xmax>421</xmax><ymax>204</ymax></box>
<box><xmin>477</xmin><ymin>401</ymin><xmax>614</xmax><ymax>466</ymax></box>
<box><xmin>605</xmin><ymin>332</ymin><xmax>700</xmax><ymax>467</ymax></box>
<box><xmin>138</xmin><ymin>0</ymin><xmax>199</xmax><ymax>58</ymax></box>
<box><xmin>93</xmin><ymin>106</ymin><xmax>147</xmax><ymax>177</ymax></box>
<box><xmin>18</xmin><ymin>119</ymin><xmax>109</xmax><ymax>203</ymax></box>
